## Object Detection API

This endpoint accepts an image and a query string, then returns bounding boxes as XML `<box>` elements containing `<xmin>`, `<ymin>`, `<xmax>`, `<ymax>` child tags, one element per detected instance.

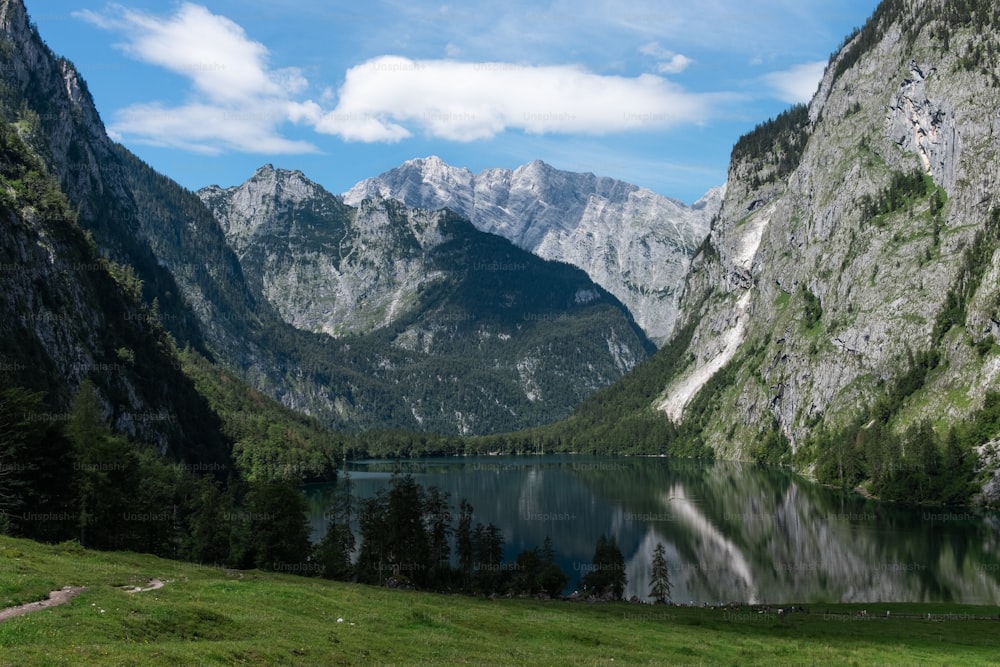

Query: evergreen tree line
<box><xmin>315</xmin><ymin>471</ymin><xmax>645</xmax><ymax>600</ymax></box>
<box><xmin>1</xmin><ymin>384</ymin><xmax>674</xmax><ymax>602</ymax></box>
<box><xmin>0</xmin><ymin>381</ymin><xmax>314</xmax><ymax>571</ymax></box>
<box><xmin>806</xmin><ymin>352</ymin><xmax>992</xmax><ymax>506</ymax></box>
<box><xmin>316</xmin><ymin>471</ymin><xmax>674</xmax><ymax>604</ymax></box>
<box><xmin>811</xmin><ymin>417</ymin><xmax>976</xmax><ymax>505</ymax></box>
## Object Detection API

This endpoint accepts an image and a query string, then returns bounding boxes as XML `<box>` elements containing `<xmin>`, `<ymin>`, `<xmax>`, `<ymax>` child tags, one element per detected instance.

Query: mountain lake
<box><xmin>303</xmin><ymin>455</ymin><xmax>1000</xmax><ymax>604</ymax></box>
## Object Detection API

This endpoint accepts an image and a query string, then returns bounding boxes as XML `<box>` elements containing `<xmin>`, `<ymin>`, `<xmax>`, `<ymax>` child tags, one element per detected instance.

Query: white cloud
<box><xmin>317</xmin><ymin>56</ymin><xmax>718</xmax><ymax>143</ymax></box>
<box><xmin>657</xmin><ymin>54</ymin><xmax>693</xmax><ymax>75</ymax></box>
<box><xmin>111</xmin><ymin>102</ymin><xmax>318</xmax><ymax>154</ymax></box>
<box><xmin>74</xmin><ymin>4</ymin><xmax>730</xmax><ymax>153</ymax></box>
<box><xmin>762</xmin><ymin>60</ymin><xmax>827</xmax><ymax>104</ymax></box>
<box><xmin>639</xmin><ymin>41</ymin><xmax>693</xmax><ymax>75</ymax></box>
<box><xmin>75</xmin><ymin>3</ymin><xmax>318</xmax><ymax>154</ymax></box>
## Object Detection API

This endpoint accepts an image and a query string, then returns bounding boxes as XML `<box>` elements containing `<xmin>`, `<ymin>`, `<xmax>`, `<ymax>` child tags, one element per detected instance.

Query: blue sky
<box><xmin>31</xmin><ymin>0</ymin><xmax>880</xmax><ymax>203</ymax></box>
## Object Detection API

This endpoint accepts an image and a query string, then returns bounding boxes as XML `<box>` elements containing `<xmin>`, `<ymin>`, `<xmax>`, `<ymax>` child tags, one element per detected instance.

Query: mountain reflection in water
<box><xmin>304</xmin><ymin>456</ymin><xmax>1000</xmax><ymax>604</ymax></box>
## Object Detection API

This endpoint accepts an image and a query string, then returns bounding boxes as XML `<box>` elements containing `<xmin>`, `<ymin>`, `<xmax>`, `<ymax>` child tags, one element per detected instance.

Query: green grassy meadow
<box><xmin>1</xmin><ymin>536</ymin><xmax>998</xmax><ymax>666</ymax></box>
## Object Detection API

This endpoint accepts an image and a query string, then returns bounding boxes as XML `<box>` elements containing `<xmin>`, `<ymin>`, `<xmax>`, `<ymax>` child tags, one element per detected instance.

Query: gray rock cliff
<box><xmin>345</xmin><ymin>157</ymin><xmax>719</xmax><ymax>345</ymax></box>
<box><xmin>655</xmin><ymin>0</ymin><xmax>1000</xmax><ymax>498</ymax></box>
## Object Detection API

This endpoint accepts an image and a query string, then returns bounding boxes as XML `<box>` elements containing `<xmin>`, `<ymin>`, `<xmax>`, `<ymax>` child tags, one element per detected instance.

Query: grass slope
<box><xmin>1</xmin><ymin>536</ymin><xmax>999</xmax><ymax>666</ymax></box>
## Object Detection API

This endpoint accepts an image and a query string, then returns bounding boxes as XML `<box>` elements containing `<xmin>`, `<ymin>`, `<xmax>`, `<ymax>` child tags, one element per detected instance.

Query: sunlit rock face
<box><xmin>651</xmin><ymin>2</ymin><xmax>1000</xmax><ymax>482</ymax></box>
<box><xmin>199</xmin><ymin>166</ymin><xmax>656</xmax><ymax>434</ymax></box>
<box><xmin>346</xmin><ymin>156</ymin><xmax>720</xmax><ymax>345</ymax></box>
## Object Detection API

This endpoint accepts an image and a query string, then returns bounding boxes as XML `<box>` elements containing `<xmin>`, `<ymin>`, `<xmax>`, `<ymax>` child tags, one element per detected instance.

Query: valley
<box><xmin>2</xmin><ymin>0</ymin><xmax>1000</xmax><ymax>664</ymax></box>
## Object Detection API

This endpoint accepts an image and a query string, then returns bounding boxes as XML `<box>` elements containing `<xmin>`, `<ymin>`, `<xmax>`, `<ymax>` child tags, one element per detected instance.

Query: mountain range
<box><xmin>0</xmin><ymin>0</ymin><xmax>653</xmax><ymax>438</ymax></box>
<box><xmin>1</xmin><ymin>0</ymin><xmax>999</xmax><ymax>501</ymax></box>
<box><xmin>658</xmin><ymin>0</ymin><xmax>1000</xmax><ymax>451</ymax></box>
<box><xmin>345</xmin><ymin>156</ymin><xmax>720</xmax><ymax>345</ymax></box>
<box><xmin>527</xmin><ymin>0</ymin><xmax>1000</xmax><ymax>503</ymax></box>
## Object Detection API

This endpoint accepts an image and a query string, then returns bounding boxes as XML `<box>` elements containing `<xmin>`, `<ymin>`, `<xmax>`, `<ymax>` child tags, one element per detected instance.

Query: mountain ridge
<box><xmin>0</xmin><ymin>0</ymin><xmax>652</xmax><ymax>438</ymax></box>
<box><xmin>622</xmin><ymin>0</ymin><xmax>1000</xmax><ymax>501</ymax></box>
<box><xmin>197</xmin><ymin>163</ymin><xmax>656</xmax><ymax>434</ymax></box>
<box><xmin>345</xmin><ymin>156</ymin><xmax>721</xmax><ymax>344</ymax></box>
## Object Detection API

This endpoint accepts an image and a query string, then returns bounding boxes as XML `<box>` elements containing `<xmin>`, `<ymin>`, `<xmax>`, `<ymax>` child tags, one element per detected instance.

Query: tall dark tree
<box><xmin>424</xmin><ymin>485</ymin><xmax>453</xmax><ymax>586</ymax></box>
<box><xmin>512</xmin><ymin>548</ymin><xmax>544</xmax><ymax>595</ymax></box>
<box><xmin>316</xmin><ymin>470</ymin><xmax>355</xmax><ymax>580</ymax></box>
<box><xmin>385</xmin><ymin>473</ymin><xmax>430</xmax><ymax>585</ymax></box>
<box><xmin>128</xmin><ymin>445</ymin><xmax>181</xmax><ymax>557</ymax></box>
<box><xmin>471</xmin><ymin>521</ymin><xmax>507</xmax><ymax>594</ymax></box>
<box><xmin>178</xmin><ymin>474</ymin><xmax>232</xmax><ymax>565</ymax></box>
<box><xmin>237</xmin><ymin>480</ymin><xmax>313</xmax><ymax>573</ymax></box>
<box><xmin>456</xmin><ymin>499</ymin><xmax>475</xmax><ymax>588</ymax></box>
<box><xmin>356</xmin><ymin>489</ymin><xmax>391</xmax><ymax>584</ymax></box>
<box><xmin>649</xmin><ymin>542</ymin><xmax>672</xmax><ymax>604</ymax></box>
<box><xmin>537</xmin><ymin>535</ymin><xmax>567</xmax><ymax>597</ymax></box>
<box><xmin>582</xmin><ymin>534</ymin><xmax>627</xmax><ymax>599</ymax></box>
<box><xmin>0</xmin><ymin>388</ymin><xmax>46</xmax><ymax>533</ymax></box>
<box><xmin>0</xmin><ymin>388</ymin><xmax>76</xmax><ymax>542</ymax></box>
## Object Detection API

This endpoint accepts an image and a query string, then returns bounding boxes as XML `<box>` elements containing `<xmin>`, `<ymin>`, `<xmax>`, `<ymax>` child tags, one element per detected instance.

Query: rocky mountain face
<box><xmin>199</xmin><ymin>166</ymin><xmax>454</xmax><ymax>338</ymax></box>
<box><xmin>345</xmin><ymin>157</ymin><xmax>720</xmax><ymax>344</ymax></box>
<box><xmin>0</xmin><ymin>0</ymin><xmax>650</xmax><ymax>436</ymax></box>
<box><xmin>0</xmin><ymin>0</ymin><xmax>232</xmax><ymax>464</ymax></box>
<box><xmin>655</xmin><ymin>0</ymin><xmax>1000</xmax><ymax>472</ymax></box>
<box><xmin>198</xmin><ymin>166</ymin><xmax>654</xmax><ymax>433</ymax></box>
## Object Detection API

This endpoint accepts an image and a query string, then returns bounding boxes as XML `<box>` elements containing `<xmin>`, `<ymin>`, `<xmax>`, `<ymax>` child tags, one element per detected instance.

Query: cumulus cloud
<box><xmin>762</xmin><ymin>60</ymin><xmax>827</xmax><ymax>104</ymax></box>
<box><xmin>639</xmin><ymin>41</ymin><xmax>693</xmax><ymax>75</ymax></box>
<box><xmin>316</xmin><ymin>56</ymin><xmax>717</xmax><ymax>143</ymax></box>
<box><xmin>75</xmin><ymin>4</ymin><xmax>727</xmax><ymax>152</ymax></box>
<box><xmin>76</xmin><ymin>3</ymin><xmax>318</xmax><ymax>153</ymax></box>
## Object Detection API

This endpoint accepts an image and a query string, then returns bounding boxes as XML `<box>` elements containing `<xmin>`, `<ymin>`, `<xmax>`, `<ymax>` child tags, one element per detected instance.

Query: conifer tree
<box><xmin>582</xmin><ymin>534</ymin><xmax>627</xmax><ymax>599</ymax></box>
<box><xmin>317</xmin><ymin>469</ymin><xmax>355</xmax><ymax>580</ymax></box>
<box><xmin>650</xmin><ymin>542</ymin><xmax>672</xmax><ymax>604</ymax></box>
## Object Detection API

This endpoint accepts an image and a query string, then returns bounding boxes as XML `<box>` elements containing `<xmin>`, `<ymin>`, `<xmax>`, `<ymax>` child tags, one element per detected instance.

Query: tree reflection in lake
<box><xmin>303</xmin><ymin>455</ymin><xmax>1000</xmax><ymax>604</ymax></box>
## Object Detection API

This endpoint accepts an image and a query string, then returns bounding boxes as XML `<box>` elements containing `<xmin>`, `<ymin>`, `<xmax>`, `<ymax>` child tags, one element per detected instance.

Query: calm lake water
<box><xmin>303</xmin><ymin>455</ymin><xmax>1000</xmax><ymax>605</ymax></box>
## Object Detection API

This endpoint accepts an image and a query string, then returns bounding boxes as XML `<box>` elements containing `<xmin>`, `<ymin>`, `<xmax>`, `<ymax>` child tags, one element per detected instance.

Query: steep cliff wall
<box><xmin>659</xmin><ymin>0</ymin><xmax>1000</xmax><ymax>469</ymax></box>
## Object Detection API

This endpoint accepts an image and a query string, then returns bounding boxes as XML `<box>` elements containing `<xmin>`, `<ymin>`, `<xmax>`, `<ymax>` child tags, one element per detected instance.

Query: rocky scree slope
<box><xmin>345</xmin><ymin>157</ymin><xmax>720</xmax><ymax>345</ymax></box>
<box><xmin>657</xmin><ymin>0</ymin><xmax>1000</xmax><ymax>478</ymax></box>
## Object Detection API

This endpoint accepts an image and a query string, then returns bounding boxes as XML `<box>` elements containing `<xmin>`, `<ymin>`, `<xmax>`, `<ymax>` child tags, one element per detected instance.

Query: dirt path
<box><xmin>0</xmin><ymin>586</ymin><xmax>86</xmax><ymax>623</ymax></box>
<box><xmin>120</xmin><ymin>578</ymin><xmax>167</xmax><ymax>593</ymax></box>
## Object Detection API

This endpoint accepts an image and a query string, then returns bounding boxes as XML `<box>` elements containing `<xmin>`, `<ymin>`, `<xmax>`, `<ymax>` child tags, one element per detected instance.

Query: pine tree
<box><xmin>649</xmin><ymin>542</ymin><xmax>672</xmax><ymax>604</ymax></box>
<box><xmin>317</xmin><ymin>469</ymin><xmax>355</xmax><ymax>580</ymax></box>
<box><xmin>456</xmin><ymin>499</ymin><xmax>474</xmax><ymax>587</ymax></box>
<box><xmin>356</xmin><ymin>489</ymin><xmax>390</xmax><ymax>584</ymax></box>
<box><xmin>0</xmin><ymin>388</ymin><xmax>42</xmax><ymax>532</ymax></box>
<box><xmin>386</xmin><ymin>473</ymin><xmax>430</xmax><ymax>585</ymax></box>
<box><xmin>471</xmin><ymin>521</ymin><xmax>506</xmax><ymax>594</ymax></box>
<box><xmin>424</xmin><ymin>486</ymin><xmax>452</xmax><ymax>569</ymax></box>
<box><xmin>178</xmin><ymin>475</ymin><xmax>232</xmax><ymax>565</ymax></box>
<box><xmin>241</xmin><ymin>480</ymin><xmax>313</xmax><ymax>573</ymax></box>
<box><xmin>0</xmin><ymin>388</ymin><xmax>75</xmax><ymax>541</ymax></box>
<box><xmin>582</xmin><ymin>534</ymin><xmax>627</xmax><ymax>599</ymax></box>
